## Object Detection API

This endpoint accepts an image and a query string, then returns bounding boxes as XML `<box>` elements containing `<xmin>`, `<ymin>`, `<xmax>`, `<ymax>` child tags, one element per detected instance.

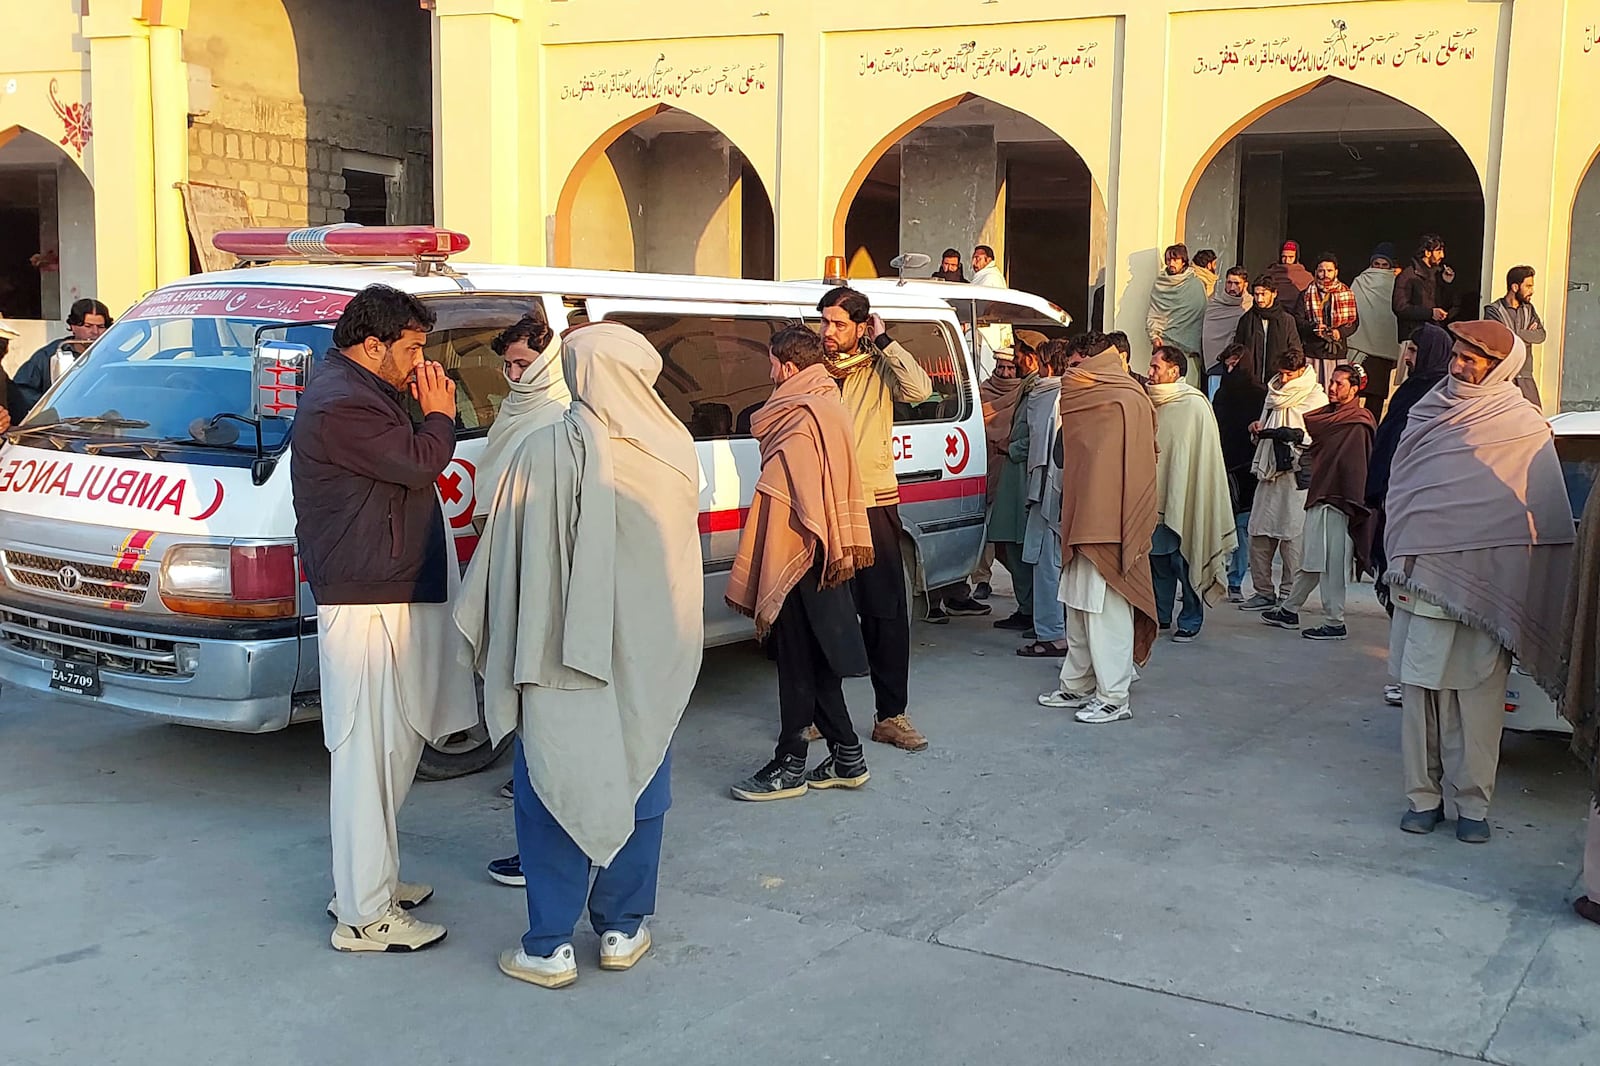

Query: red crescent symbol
<box><xmin>189</xmin><ymin>479</ymin><xmax>224</xmax><ymax>521</ymax></box>
<box><xmin>944</xmin><ymin>427</ymin><xmax>971</xmax><ymax>475</ymax></box>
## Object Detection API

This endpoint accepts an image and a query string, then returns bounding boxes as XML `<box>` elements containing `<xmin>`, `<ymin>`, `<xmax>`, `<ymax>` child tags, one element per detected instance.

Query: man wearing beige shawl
<box><xmin>1239</xmin><ymin>352</ymin><xmax>1328</xmax><ymax>610</ymax></box>
<box><xmin>1388</xmin><ymin>320</ymin><xmax>1573</xmax><ymax>844</ymax></box>
<box><xmin>1145</xmin><ymin>345</ymin><xmax>1236</xmax><ymax>643</ymax></box>
<box><xmin>726</xmin><ymin>326</ymin><xmax>874</xmax><ymax>800</ymax></box>
<box><xmin>456</xmin><ymin>321</ymin><xmax>704</xmax><ymax>988</ymax></box>
<box><xmin>1037</xmin><ymin>333</ymin><xmax>1160</xmax><ymax>724</ymax></box>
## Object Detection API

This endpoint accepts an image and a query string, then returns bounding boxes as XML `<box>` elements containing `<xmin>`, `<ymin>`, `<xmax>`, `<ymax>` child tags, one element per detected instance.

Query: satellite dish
<box><xmin>889</xmin><ymin>252</ymin><xmax>932</xmax><ymax>284</ymax></box>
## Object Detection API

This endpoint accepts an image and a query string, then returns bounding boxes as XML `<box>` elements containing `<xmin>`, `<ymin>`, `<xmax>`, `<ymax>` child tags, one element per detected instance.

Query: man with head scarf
<box><xmin>1017</xmin><ymin>339</ymin><xmax>1068</xmax><ymax>657</ymax></box>
<box><xmin>1037</xmin><ymin>331</ymin><xmax>1160</xmax><ymax>724</ymax></box>
<box><xmin>1146</xmin><ymin>243</ymin><xmax>1207</xmax><ymax>381</ymax></box>
<box><xmin>968</xmin><ymin>348</ymin><xmax>1025</xmax><ymax>603</ymax></box>
<box><xmin>1267</xmin><ymin>240</ymin><xmax>1314</xmax><ymax>310</ymax></box>
<box><xmin>1386</xmin><ymin>320</ymin><xmax>1574</xmax><ymax>844</ymax></box>
<box><xmin>1211</xmin><ymin>343</ymin><xmax>1267</xmax><ymax>601</ymax></box>
<box><xmin>291</xmin><ymin>284</ymin><xmax>481</xmax><ymax>953</ymax></box>
<box><xmin>727</xmin><ymin>327</ymin><xmax>874</xmax><ymax>800</ymax></box>
<box><xmin>1145</xmin><ymin>345</ymin><xmax>1236</xmax><ymax>643</ymax></box>
<box><xmin>456</xmin><ymin>321</ymin><xmax>704</xmax><ymax>987</ymax></box>
<box><xmin>1262</xmin><ymin>363</ymin><xmax>1376</xmax><ymax>641</ymax></box>
<box><xmin>1238</xmin><ymin>350</ymin><xmax>1329</xmax><ymax>611</ymax></box>
<box><xmin>989</xmin><ymin>345</ymin><xmax>1039</xmax><ymax>635</ymax></box>
<box><xmin>815</xmin><ymin>287</ymin><xmax>934</xmax><ymax>752</ymax></box>
<box><xmin>1202</xmin><ymin>266</ymin><xmax>1252</xmax><ymax>376</ymax></box>
<box><xmin>1347</xmin><ymin>244</ymin><xmax>1401</xmax><ymax>411</ymax></box>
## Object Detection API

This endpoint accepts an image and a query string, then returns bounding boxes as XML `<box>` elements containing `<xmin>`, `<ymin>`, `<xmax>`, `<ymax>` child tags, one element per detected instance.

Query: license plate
<box><xmin>50</xmin><ymin>659</ymin><xmax>102</xmax><ymax>697</ymax></box>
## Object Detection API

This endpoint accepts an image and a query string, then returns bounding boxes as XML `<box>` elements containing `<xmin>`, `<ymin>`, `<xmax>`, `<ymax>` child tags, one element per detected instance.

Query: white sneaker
<box><xmin>1038</xmin><ymin>689</ymin><xmax>1095</xmax><ymax>709</ymax></box>
<box><xmin>326</xmin><ymin>880</ymin><xmax>433</xmax><ymax>920</ymax></box>
<box><xmin>330</xmin><ymin>904</ymin><xmax>446</xmax><ymax>953</ymax></box>
<box><xmin>599</xmin><ymin>926</ymin><xmax>652</xmax><ymax>971</ymax></box>
<box><xmin>1384</xmin><ymin>683</ymin><xmax>1403</xmax><ymax>707</ymax></box>
<box><xmin>1074</xmin><ymin>699</ymin><xmax>1132</xmax><ymax>724</ymax></box>
<box><xmin>499</xmin><ymin>944</ymin><xmax>578</xmax><ymax>989</ymax></box>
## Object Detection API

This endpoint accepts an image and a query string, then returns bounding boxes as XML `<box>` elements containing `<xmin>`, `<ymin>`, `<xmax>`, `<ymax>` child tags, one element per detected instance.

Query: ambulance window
<box><xmin>888</xmin><ymin>319</ymin><xmax>969</xmax><ymax>424</ymax></box>
<box><xmin>604</xmin><ymin>313</ymin><xmax>789</xmax><ymax>440</ymax></box>
<box><xmin>417</xmin><ymin>295</ymin><xmax>552</xmax><ymax>437</ymax></box>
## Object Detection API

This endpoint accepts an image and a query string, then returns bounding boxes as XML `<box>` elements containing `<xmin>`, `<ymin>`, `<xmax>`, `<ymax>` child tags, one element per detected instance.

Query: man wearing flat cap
<box><xmin>1384</xmin><ymin>319</ymin><xmax>1573</xmax><ymax>844</ymax></box>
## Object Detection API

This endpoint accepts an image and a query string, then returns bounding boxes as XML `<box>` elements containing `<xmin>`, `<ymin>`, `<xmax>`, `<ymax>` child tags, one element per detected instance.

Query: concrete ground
<box><xmin>3</xmin><ymin>580</ymin><xmax>1597</xmax><ymax>1066</ymax></box>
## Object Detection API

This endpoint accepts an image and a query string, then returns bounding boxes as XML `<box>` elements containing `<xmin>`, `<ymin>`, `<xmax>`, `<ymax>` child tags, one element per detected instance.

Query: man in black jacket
<box><xmin>292</xmin><ymin>284</ymin><xmax>480</xmax><ymax>954</ymax></box>
<box><xmin>1233</xmin><ymin>274</ymin><xmax>1303</xmax><ymax>382</ymax></box>
<box><xmin>1391</xmin><ymin>234</ymin><xmax>1453</xmax><ymax>343</ymax></box>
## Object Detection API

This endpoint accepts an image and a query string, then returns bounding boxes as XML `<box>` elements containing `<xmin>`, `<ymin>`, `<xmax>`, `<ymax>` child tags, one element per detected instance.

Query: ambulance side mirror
<box><xmin>251</xmin><ymin>340</ymin><xmax>314</xmax><ymax>422</ymax></box>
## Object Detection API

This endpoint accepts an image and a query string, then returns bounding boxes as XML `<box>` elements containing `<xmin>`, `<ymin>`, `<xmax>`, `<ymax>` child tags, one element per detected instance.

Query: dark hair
<box><xmin>331</xmin><ymin>284</ymin><xmax>437</xmax><ymax>349</ymax></box>
<box><xmin>1152</xmin><ymin>344</ymin><xmax>1188</xmax><ymax>378</ymax></box>
<box><xmin>1039</xmin><ymin>337</ymin><xmax>1072</xmax><ymax>375</ymax></box>
<box><xmin>1193</xmin><ymin>249</ymin><xmax>1218</xmax><ymax>271</ymax></box>
<box><xmin>1073</xmin><ymin>330</ymin><xmax>1112</xmax><ymax>360</ymax></box>
<box><xmin>817</xmin><ymin>286</ymin><xmax>870</xmax><ymax>323</ymax></box>
<box><xmin>1251</xmin><ymin>274</ymin><xmax>1276</xmax><ymax>292</ymax></box>
<box><xmin>770</xmin><ymin>325</ymin><xmax>828</xmax><ymax>370</ymax></box>
<box><xmin>1333</xmin><ymin>362</ymin><xmax>1367</xmax><ymax>390</ymax></box>
<box><xmin>974</xmin><ymin>245</ymin><xmax>995</xmax><ymax>259</ymax></box>
<box><xmin>68</xmin><ymin>298</ymin><xmax>112</xmax><ymax>327</ymax></box>
<box><xmin>1415</xmin><ymin>233</ymin><xmax>1446</xmax><ymax>259</ymax></box>
<box><xmin>1315</xmin><ymin>252</ymin><xmax>1339</xmax><ymax>271</ymax></box>
<box><xmin>1219</xmin><ymin>341</ymin><xmax>1250</xmax><ymax>367</ymax></box>
<box><xmin>941</xmin><ymin>248</ymin><xmax>961</xmax><ymax>261</ymax></box>
<box><xmin>1506</xmin><ymin>265</ymin><xmax>1536</xmax><ymax>290</ymax></box>
<box><xmin>1226</xmin><ymin>265</ymin><xmax>1249</xmax><ymax>281</ymax></box>
<box><xmin>1278</xmin><ymin>349</ymin><xmax>1309</xmax><ymax>373</ymax></box>
<box><xmin>490</xmin><ymin>311</ymin><xmax>553</xmax><ymax>358</ymax></box>
<box><xmin>1164</xmin><ymin>243</ymin><xmax>1190</xmax><ymax>265</ymax></box>
<box><xmin>1105</xmin><ymin>330</ymin><xmax>1130</xmax><ymax>355</ymax></box>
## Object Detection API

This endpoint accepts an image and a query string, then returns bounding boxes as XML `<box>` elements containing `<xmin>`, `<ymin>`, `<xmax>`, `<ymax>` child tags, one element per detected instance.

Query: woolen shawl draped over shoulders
<box><xmin>454</xmin><ymin>322</ymin><xmax>704</xmax><ymax>866</ymax></box>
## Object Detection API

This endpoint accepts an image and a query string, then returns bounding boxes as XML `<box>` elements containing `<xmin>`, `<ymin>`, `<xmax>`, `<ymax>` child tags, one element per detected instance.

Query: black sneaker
<box><xmin>1158</xmin><ymin>620</ymin><xmax>1172</xmax><ymax>631</ymax></box>
<box><xmin>973</xmin><ymin>582</ymin><xmax>992</xmax><ymax>602</ymax></box>
<box><xmin>487</xmin><ymin>854</ymin><xmax>525</xmax><ymax>887</ymax></box>
<box><xmin>1172</xmin><ymin>628</ymin><xmax>1199</xmax><ymax>643</ymax></box>
<box><xmin>1261</xmin><ymin>607</ymin><xmax>1300</xmax><ymax>629</ymax></box>
<box><xmin>1302</xmin><ymin>624</ymin><xmax>1348</xmax><ymax>641</ymax></box>
<box><xmin>923</xmin><ymin>605</ymin><xmax>951</xmax><ymax>625</ymax></box>
<box><xmin>943</xmin><ymin>596</ymin><xmax>993</xmax><ymax>618</ymax></box>
<box><xmin>730</xmin><ymin>755</ymin><xmax>809</xmax><ymax>802</ymax></box>
<box><xmin>806</xmin><ymin>746</ymin><xmax>869</xmax><ymax>790</ymax></box>
<box><xmin>993</xmin><ymin>611</ymin><xmax>1032</xmax><ymax>631</ymax></box>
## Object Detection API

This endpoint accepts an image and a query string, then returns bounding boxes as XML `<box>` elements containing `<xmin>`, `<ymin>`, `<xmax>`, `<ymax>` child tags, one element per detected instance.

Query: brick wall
<box><xmin>188</xmin><ymin>120</ymin><xmax>349</xmax><ymax>226</ymax></box>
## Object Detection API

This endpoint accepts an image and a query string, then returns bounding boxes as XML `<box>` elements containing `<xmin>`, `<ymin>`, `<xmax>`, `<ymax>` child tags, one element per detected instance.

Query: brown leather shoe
<box><xmin>1575</xmin><ymin>896</ymin><xmax>1600</xmax><ymax>926</ymax></box>
<box><xmin>800</xmin><ymin>725</ymin><xmax>822</xmax><ymax>743</ymax></box>
<box><xmin>871</xmin><ymin>713</ymin><xmax>928</xmax><ymax>752</ymax></box>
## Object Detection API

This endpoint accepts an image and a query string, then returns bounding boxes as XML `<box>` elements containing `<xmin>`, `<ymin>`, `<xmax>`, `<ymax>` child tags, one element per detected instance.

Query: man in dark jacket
<box><xmin>292</xmin><ymin>284</ymin><xmax>479</xmax><ymax>954</ymax></box>
<box><xmin>1233</xmin><ymin>273</ymin><xmax>1303</xmax><ymax>382</ymax></box>
<box><xmin>1391</xmin><ymin>234</ymin><xmax>1453</xmax><ymax>343</ymax></box>
<box><xmin>1485</xmin><ymin>265</ymin><xmax>1547</xmax><ymax>406</ymax></box>
<box><xmin>13</xmin><ymin>297</ymin><xmax>111</xmax><ymax>418</ymax></box>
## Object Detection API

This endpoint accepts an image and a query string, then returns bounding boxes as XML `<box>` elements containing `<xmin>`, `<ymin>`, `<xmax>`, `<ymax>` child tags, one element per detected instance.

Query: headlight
<box><xmin>159</xmin><ymin>542</ymin><xmax>297</xmax><ymax>619</ymax></box>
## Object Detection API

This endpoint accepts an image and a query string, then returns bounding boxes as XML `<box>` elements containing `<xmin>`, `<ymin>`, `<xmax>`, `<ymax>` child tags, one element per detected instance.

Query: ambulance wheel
<box><xmin>418</xmin><ymin>727</ymin><xmax>513</xmax><ymax>781</ymax></box>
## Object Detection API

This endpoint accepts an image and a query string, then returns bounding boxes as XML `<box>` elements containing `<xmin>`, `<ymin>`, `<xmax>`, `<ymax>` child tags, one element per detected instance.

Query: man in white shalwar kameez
<box><xmin>291</xmin><ymin>284</ymin><xmax>480</xmax><ymax>952</ymax></box>
<box><xmin>1239</xmin><ymin>352</ymin><xmax>1327</xmax><ymax>610</ymax></box>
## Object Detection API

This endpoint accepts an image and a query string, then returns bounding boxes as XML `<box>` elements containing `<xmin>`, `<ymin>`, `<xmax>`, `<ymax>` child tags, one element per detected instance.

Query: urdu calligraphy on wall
<box><xmin>1194</xmin><ymin>19</ymin><xmax>1478</xmax><ymax>76</ymax></box>
<box><xmin>1584</xmin><ymin>24</ymin><xmax>1598</xmax><ymax>54</ymax></box>
<box><xmin>857</xmin><ymin>40</ymin><xmax>1099</xmax><ymax>81</ymax></box>
<box><xmin>559</xmin><ymin>55</ymin><xmax>768</xmax><ymax>102</ymax></box>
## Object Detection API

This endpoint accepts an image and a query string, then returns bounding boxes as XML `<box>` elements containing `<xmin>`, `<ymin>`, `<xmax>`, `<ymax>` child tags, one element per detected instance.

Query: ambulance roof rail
<box><xmin>212</xmin><ymin>225</ymin><xmax>471</xmax><ymax>277</ymax></box>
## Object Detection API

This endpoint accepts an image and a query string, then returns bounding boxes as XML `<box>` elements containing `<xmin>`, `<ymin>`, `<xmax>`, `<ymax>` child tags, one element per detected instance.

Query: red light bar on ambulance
<box><xmin>213</xmin><ymin>225</ymin><xmax>470</xmax><ymax>261</ymax></box>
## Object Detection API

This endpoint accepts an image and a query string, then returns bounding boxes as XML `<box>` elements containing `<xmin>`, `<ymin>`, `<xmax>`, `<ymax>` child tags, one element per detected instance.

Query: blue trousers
<box><xmin>1227</xmin><ymin>511</ymin><xmax>1251</xmax><ymax>591</ymax></box>
<box><xmin>1030</xmin><ymin>529</ymin><xmax>1065</xmax><ymax>642</ymax></box>
<box><xmin>1150</xmin><ymin>524</ymin><xmax>1203</xmax><ymax>632</ymax></box>
<box><xmin>513</xmin><ymin>739</ymin><xmax>667</xmax><ymax>957</ymax></box>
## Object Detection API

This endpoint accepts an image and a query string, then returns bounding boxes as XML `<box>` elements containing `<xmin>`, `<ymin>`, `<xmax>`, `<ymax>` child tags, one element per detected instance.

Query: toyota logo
<box><xmin>57</xmin><ymin>566</ymin><xmax>83</xmax><ymax>592</ymax></box>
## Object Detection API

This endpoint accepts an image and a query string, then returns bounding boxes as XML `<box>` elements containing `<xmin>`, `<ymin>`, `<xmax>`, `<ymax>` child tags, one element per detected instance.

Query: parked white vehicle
<box><xmin>0</xmin><ymin>228</ymin><xmax>992</xmax><ymax>778</ymax></box>
<box><xmin>1502</xmin><ymin>411</ymin><xmax>1600</xmax><ymax>735</ymax></box>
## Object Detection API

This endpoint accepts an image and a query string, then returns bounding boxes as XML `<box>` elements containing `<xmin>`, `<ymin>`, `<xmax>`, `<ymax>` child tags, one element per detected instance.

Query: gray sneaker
<box><xmin>1238</xmin><ymin>594</ymin><xmax>1276</xmax><ymax>612</ymax></box>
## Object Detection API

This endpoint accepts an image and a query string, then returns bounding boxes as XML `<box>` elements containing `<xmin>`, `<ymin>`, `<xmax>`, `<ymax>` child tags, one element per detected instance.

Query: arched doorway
<box><xmin>1182</xmin><ymin>79</ymin><xmax>1484</xmax><ymax>304</ymax></box>
<box><xmin>838</xmin><ymin>96</ymin><xmax>1106</xmax><ymax>329</ymax></box>
<box><xmin>0</xmin><ymin>127</ymin><xmax>96</xmax><ymax>350</ymax></box>
<box><xmin>556</xmin><ymin>106</ymin><xmax>775</xmax><ymax>280</ymax></box>
<box><xmin>1562</xmin><ymin>151</ymin><xmax>1600</xmax><ymax>409</ymax></box>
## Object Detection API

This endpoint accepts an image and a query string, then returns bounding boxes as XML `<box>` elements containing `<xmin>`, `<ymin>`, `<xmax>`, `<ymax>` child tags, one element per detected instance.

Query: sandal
<box><xmin>1016</xmin><ymin>640</ymin><xmax>1067</xmax><ymax>658</ymax></box>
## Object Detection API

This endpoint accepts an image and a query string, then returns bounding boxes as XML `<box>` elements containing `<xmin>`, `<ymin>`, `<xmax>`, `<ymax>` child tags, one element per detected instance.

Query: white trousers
<box><xmin>320</xmin><ymin>605</ymin><xmax>429</xmax><ymax>927</ymax></box>
<box><xmin>1058</xmin><ymin>585</ymin><xmax>1136</xmax><ymax>705</ymax></box>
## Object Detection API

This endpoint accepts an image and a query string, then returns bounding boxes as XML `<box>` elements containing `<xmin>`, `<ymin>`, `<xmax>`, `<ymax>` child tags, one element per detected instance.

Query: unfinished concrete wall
<box><xmin>899</xmin><ymin>126</ymin><xmax>999</xmax><ymax>275</ymax></box>
<box><xmin>1561</xmin><ymin>160</ymin><xmax>1600</xmax><ymax>410</ymax></box>
<box><xmin>1185</xmin><ymin>140</ymin><xmax>1241</xmax><ymax>269</ymax></box>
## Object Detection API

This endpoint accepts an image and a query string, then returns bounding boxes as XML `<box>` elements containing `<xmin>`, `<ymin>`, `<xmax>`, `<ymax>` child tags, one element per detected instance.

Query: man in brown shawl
<box><xmin>1561</xmin><ymin>482</ymin><xmax>1600</xmax><ymax>925</ymax></box>
<box><xmin>727</xmin><ymin>327</ymin><xmax>875</xmax><ymax>801</ymax></box>
<box><xmin>1262</xmin><ymin>363</ymin><xmax>1376</xmax><ymax>641</ymax></box>
<box><xmin>1036</xmin><ymin>331</ymin><xmax>1160</xmax><ymax>724</ymax></box>
<box><xmin>1387</xmin><ymin>320</ymin><xmax>1573</xmax><ymax>844</ymax></box>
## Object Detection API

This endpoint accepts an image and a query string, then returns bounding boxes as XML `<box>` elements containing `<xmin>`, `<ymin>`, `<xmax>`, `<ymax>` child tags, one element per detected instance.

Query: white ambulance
<box><xmin>0</xmin><ymin>227</ymin><xmax>991</xmax><ymax>778</ymax></box>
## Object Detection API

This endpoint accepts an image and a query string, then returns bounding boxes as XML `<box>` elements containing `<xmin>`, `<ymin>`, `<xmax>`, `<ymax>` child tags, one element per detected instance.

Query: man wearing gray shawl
<box><xmin>456</xmin><ymin>321</ymin><xmax>704</xmax><ymax>987</ymax></box>
<box><xmin>1387</xmin><ymin>320</ymin><xmax>1573</xmax><ymax>844</ymax></box>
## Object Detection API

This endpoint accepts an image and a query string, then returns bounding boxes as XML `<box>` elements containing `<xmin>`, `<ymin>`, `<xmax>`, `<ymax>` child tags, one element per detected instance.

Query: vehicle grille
<box><xmin>1</xmin><ymin>551</ymin><xmax>150</xmax><ymax>607</ymax></box>
<box><xmin>0</xmin><ymin>607</ymin><xmax>186</xmax><ymax>677</ymax></box>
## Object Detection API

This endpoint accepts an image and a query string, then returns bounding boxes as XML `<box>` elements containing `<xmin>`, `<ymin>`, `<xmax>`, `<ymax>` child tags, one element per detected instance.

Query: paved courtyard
<box><xmin>3</xmin><ymin>581</ymin><xmax>1597</xmax><ymax>1066</ymax></box>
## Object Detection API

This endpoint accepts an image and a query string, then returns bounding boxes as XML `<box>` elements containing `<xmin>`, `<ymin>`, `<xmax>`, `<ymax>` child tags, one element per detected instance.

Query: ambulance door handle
<box><xmin>898</xmin><ymin>469</ymin><xmax>942</xmax><ymax>484</ymax></box>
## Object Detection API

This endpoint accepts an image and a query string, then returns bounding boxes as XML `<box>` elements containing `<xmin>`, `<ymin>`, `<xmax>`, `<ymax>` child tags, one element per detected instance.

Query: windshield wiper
<box><xmin>8</xmin><ymin>415</ymin><xmax>153</xmax><ymax>449</ymax></box>
<box><xmin>85</xmin><ymin>436</ymin><xmax>252</xmax><ymax>459</ymax></box>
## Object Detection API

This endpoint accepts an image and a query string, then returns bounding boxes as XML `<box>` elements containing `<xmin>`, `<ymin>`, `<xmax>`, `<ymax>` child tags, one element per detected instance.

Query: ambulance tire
<box><xmin>418</xmin><ymin>731</ymin><xmax>513</xmax><ymax>781</ymax></box>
